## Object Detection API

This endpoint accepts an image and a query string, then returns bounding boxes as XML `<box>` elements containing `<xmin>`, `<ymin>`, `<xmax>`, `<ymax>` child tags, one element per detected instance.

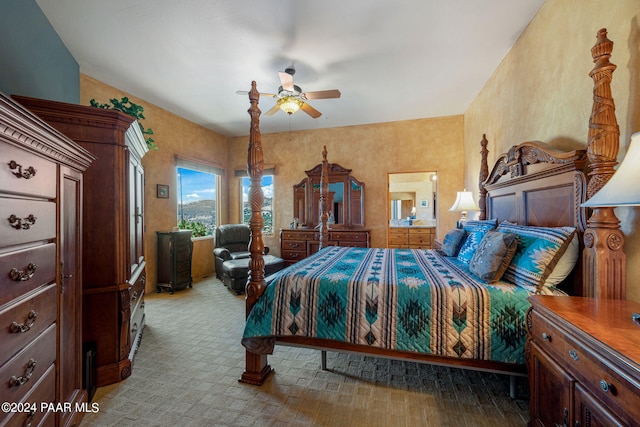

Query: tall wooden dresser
<box><xmin>156</xmin><ymin>230</ymin><xmax>193</xmax><ymax>294</ymax></box>
<box><xmin>527</xmin><ymin>296</ymin><xmax>640</xmax><ymax>427</ymax></box>
<box><xmin>14</xmin><ymin>95</ymin><xmax>149</xmax><ymax>387</ymax></box>
<box><xmin>1</xmin><ymin>93</ymin><xmax>93</xmax><ymax>427</ymax></box>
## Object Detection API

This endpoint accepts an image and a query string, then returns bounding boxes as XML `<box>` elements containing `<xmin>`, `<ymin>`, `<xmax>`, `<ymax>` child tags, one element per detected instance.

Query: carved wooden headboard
<box><xmin>479</xmin><ymin>140</ymin><xmax>588</xmax><ymax>296</ymax></box>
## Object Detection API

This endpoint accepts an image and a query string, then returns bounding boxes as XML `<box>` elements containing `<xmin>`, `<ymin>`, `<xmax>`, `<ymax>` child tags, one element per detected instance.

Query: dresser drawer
<box><xmin>409</xmin><ymin>234</ymin><xmax>432</xmax><ymax>246</ymax></box>
<box><xmin>282</xmin><ymin>250</ymin><xmax>306</xmax><ymax>262</ymax></box>
<box><xmin>410</xmin><ymin>227</ymin><xmax>433</xmax><ymax>235</ymax></box>
<box><xmin>1</xmin><ymin>363</ymin><xmax>56</xmax><ymax>427</ymax></box>
<box><xmin>0</xmin><ymin>199</ymin><xmax>56</xmax><ymax>246</ymax></box>
<box><xmin>282</xmin><ymin>231</ymin><xmax>316</xmax><ymax>240</ymax></box>
<box><xmin>388</xmin><ymin>234</ymin><xmax>408</xmax><ymax>246</ymax></box>
<box><xmin>130</xmin><ymin>273</ymin><xmax>145</xmax><ymax>304</ymax></box>
<box><xmin>0</xmin><ymin>243</ymin><xmax>56</xmax><ymax>306</ymax></box>
<box><xmin>282</xmin><ymin>240</ymin><xmax>306</xmax><ymax>251</ymax></box>
<box><xmin>0</xmin><ymin>284</ymin><xmax>56</xmax><ymax>364</ymax></box>
<box><xmin>0</xmin><ymin>324</ymin><xmax>56</xmax><ymax>404</ymax></box>
<box><xmin>331</xmin><ymin>232</ymin><xmax>368</xmax><ymax>242</ymax></box>
<box><xmin>389</xmin><ymin>228</ymin><xmax>409</xmax><ymax>237</ymax></box>
<box><xmin>130</xmin><ymin>296</ymin><xmax>145</xmax><ymax>346</ymax></box>
<box><xmin>0</xmin><ymin>142</ymin><xmax>56</xmax><ymax>199</ymax></box>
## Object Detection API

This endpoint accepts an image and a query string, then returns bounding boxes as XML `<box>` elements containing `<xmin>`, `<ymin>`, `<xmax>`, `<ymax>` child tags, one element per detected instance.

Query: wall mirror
<box><xmin>293</xmin><ymin>162</ymin><xmax>365</xmax><ymax>229</ymax></box>
<box><xmin>388</xmin><ymin>172</ymin><xmax>437</xmax><ymax>225</ymax></box>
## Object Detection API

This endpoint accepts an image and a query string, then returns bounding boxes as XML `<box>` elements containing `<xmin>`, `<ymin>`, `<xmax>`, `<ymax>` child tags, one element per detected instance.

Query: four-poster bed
<box><xmin>238</xmin><ymin>28</ymin><xmax>629</xmax><ymax>398</ymax></box>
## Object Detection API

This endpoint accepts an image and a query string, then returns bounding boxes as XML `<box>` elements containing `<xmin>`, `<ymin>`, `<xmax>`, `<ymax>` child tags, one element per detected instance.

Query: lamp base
<box><xmin>456</xmin><ymin>211</ymin><xmax>469</xmax><ymax>229</ymax></box>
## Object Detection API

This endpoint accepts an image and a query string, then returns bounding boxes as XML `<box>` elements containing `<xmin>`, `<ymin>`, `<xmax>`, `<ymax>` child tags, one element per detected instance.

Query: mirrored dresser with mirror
<box><xmin>281</xmin><ymin>161</ymin><xmax>369</xmax><ymax>265</ymax></box>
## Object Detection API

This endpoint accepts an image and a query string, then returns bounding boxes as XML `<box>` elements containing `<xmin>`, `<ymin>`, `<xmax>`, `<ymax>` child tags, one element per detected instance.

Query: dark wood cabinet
<box><xmin>1</xmin><ymin>92</ymin><xmax>93</xmax><ymax>426</ymax></box>
<box><xmin>14</xmin><ymin>95</ymin><xmax>149</xmax><ymax>387</ymax></box>
<box><xmin>156</xmin><ymin>230</ymin><xmax>193</xmax><ymax>294</ymax></box>
<box><xmin>527</xmin><ymin>296</ymin><xmax>640</xmax><ymax>427</ymax></box>
<box><xmin>280</xmin><ymin>228</ymin><xmax>369</xmax><ymax>265</ymax></box>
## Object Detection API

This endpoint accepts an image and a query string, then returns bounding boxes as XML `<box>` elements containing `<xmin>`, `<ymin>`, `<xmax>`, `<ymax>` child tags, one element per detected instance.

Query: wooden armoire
<box><xmin>14</xmin><ymin>95</ymin><xmax>148</xmax><ymax>387</ymax></box>
<box><xmin>1</xmin><ymin>92</ymin><xmax>94</xmax><ymax>426</ymax></box>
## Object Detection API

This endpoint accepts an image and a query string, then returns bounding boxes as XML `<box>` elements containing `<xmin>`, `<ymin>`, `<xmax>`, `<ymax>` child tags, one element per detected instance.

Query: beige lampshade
<box><xmin>449</xmin><ymin>190</ymin><xmax>480</xmax><ymax>213</ymax></box>
<box><xmin>582</xmin><ymin>131</ymin><xmax>640</xmax><ymax>207</ymax></box>
<box><xmin>449</xmin><ymin>189</ymin><xmax>480</xmax><ymax>223</ymax></box>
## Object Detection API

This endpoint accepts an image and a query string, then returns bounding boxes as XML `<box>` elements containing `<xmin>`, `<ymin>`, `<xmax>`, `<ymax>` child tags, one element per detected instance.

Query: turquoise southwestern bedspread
<box><xmin>242</xmin><ymin>246</ymin><xmax>533</xmax><ymax>364</ymax></box>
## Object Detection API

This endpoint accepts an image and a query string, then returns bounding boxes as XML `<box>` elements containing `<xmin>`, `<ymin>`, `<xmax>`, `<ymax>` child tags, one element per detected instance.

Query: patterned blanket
<box><xmin>242</xmin><ymin>246</ymin><xmax>533</xmax><ymax>364</ymax></box>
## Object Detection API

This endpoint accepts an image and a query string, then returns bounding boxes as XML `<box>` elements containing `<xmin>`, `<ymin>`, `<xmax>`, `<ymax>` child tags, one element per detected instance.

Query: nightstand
<box><xmin>527</xmin><ymin>295</ymin><xmax>640</xmax><ymax>426</ymax></box>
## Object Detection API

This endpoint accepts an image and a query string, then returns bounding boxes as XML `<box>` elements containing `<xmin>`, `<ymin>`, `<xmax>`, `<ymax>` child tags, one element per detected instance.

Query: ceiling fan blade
<box><xmin>301</xmin><ymin>89</ymin><xmax>341</xmax><ymax>100</ymax></box>
<box><xmin>300</xmin><ymin>102</ymin><xmax>322</xmax><ymax>118</ymax></box>
<box><xmin>278</xmin><ymin>71</ymin><xmax>294</xmax><ymax>92</ymax></box>
<box><xmin>236</xmin><ymin>90</ymin><xmax>276</xmax><ymax>98</ymax></box>
<box><xmin>264</xmin><ymin>104</ymin><xmax>281</xmax><ymax>116</ymax></box>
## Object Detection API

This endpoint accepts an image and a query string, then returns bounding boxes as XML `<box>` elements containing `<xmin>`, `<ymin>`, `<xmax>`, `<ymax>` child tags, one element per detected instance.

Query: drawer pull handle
<box><xmin>541</xmin><ymin>332</ymin><xmax>551</xmax><ymax>342</ymax></box>
<box><xmin>9</xmin><ymin>358</ymin><xmax>37</xmax><ymax>387</ymax></box>
<box><xmin>25</xmin><ymin>410</ymin><xmax>35</xmax><ymax>427</ymax></box>
<box><xmin>8</xmin><ymin>214</ymin><xmax>37</xmax><ymax>230</ymax></box>
<box><xmin>290</xmin><ymin>243</ymin><xmax>300</xmax><ymax>248</ymax></box>
<box><xmin>8</xmin><ymin>160</ymin><xmax>37</xmax><ymax>179</ymax></box>
<box><xmin>569</xmin><ymin>349</ymin><xmax>579</xmax><ymax>361</ymax></box>
<box><xmin>131</xmin><ymin>322</ymin><xmax>138</xmax><ymax>335</ymax></box>
<box><xmin>291</xmin><ymin>253</ymin><xmax>299</xmax><ymax>258</ymax></box>
<box><xmin>599</xmin><ymin>379</ymin><xmax>612</xmax><ymax>393</ymax></box>
<box><xmin>555</xmin><ymin>407</ymin><xmax>569</xmax><ymax>427</ymax></box>
<box><xmin>9</xmin><ymin>262</ymin><xmax>38</xmax><ymax>281</ymax></box>
<box><xmin>132</xmin><ymin>291</ymin><xmax>138</xmax><ymax>301</ymax></box>
<box><xmin>10</xmin><ymin>310</ymin><xmax>38</xmax><ymax>333</ymax></box>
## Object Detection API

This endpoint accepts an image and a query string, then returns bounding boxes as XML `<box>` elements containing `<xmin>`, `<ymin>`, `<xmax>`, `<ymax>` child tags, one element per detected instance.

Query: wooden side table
<box><xmin>527</xmin><ymin>295</ymin><xmax>640</xmax><ymax>426</ymax></box>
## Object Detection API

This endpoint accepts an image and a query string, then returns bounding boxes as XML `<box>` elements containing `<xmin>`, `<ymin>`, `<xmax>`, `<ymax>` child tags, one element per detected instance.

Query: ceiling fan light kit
<box><xmin>277</xmin><ymin>96</ymin><xmax>304</xmax><ymax>115</ymax></box>
<box><xmin>237</xmin><ymin>66</ymin><xmax>340</xmax><ymax>119</ymax></box>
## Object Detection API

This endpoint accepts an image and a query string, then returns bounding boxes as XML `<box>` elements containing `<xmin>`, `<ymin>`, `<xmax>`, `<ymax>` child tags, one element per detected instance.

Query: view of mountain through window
<box><xmin>177</xmin><ymin>167</ymin><xmax>217</xmax><ymax>236</ymax></box>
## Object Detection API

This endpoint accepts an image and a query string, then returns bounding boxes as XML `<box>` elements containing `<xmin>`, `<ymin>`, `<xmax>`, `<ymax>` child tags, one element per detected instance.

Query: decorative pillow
<box><xmin>469</xmin><ymin>231</ymin><xmax>518</xmax><ymax>282</ymax></box>
<box><xmin>441</xmin><ymin>228</ymin><xmax>467</xmax><ymax>257</ymax></box>
<box><xmin>456</xmin><ymin>220</ymin><xmax>498</xmax><ymax>265</ymax></box>
<box><xmin>543</xmin><ymin>233</ymin><xmax>579</xmax><ymax>287</ymax></box>
<box><xmin>496</xmin><ymin>222</ymin><xmax>576</xmax><ymax>292</ymax></box>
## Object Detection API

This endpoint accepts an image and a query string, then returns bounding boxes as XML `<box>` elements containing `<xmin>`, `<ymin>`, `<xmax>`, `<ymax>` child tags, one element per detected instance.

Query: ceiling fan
<box><xmin>237</xmin><ymin>67</ymin><xmax>341</xmax><ymax>118</ymax></box>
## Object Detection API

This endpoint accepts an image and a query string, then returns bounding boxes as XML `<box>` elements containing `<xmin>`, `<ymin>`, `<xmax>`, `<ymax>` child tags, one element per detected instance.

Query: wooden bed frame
<box><xmin>239</xmin><ymin>28</ymin><xmax>626</xmax><ymax>389</ymax></box>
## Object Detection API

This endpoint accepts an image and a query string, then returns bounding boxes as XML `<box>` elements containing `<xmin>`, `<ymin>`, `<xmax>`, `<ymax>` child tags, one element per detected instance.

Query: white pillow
<box><xmin>543</xmin><ymin>233</ymin><xmax>579</xmax><ymax>287</ymax></box>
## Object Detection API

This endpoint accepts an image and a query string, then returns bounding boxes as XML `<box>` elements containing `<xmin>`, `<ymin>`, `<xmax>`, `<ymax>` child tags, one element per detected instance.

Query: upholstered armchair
<box><xmin>213</xmin><ymin>224</ymin><xmax>268</xmax><ymax>278</ymax></box>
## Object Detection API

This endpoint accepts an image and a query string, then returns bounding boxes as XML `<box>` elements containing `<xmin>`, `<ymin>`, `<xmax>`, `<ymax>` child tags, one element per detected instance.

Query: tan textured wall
<box><xmin>80</xmin><ymin>75</ymin><xmax>228</xmax><ymax>293</ymax></box>
<box><xmin>464</xmin><ymin>0</ymin><xmax>640</xmax><ymax>301</ymax></box>
<box><xmin>228</xmin><ymin>115</ymin><xmax>465</xmax><ymax>252</ymax></box>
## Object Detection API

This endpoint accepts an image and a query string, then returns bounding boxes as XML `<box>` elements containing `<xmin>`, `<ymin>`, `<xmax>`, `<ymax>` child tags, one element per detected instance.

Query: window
<box><xmin>241</xmin><ymin>175</ymin><xmax>273</xmax><ymax>235</ymax></box>
<box><xmin>176</xmin><ymin>156</ymin><xmax>223</xmax><ymax>237</ymax></box>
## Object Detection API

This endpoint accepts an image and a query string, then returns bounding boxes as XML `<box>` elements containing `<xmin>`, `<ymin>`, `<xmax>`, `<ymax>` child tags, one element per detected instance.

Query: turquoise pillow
<box><xmin>441</xmin><ymin>228</ymin><xmax>466</xmax><ymax>256</ymax></box>
<box><xmin>496</xmin><ymin>222</ymin><xmax>576</xmax><ymax>292</ymax></box>
<box><xmin>456</xmin><ymin>220</ymin><xmax>498</xmax><ymax>265</ymax></box>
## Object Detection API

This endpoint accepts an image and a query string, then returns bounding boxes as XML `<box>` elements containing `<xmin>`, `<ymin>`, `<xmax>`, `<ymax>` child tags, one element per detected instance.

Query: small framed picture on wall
<box><xmin>157</xmin><ymin>184</ymin><xmax>169</xmax><ymax>199</ymax></box>
<box><xmin>420</xmin><ymin>199</ymin><xmax>428</xmax><ymax>208</ymax></box>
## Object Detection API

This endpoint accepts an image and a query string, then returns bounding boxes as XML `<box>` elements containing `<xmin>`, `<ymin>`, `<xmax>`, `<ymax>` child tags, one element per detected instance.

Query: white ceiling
<box><xmin>36</xmin><ymin>0</ymin><xmax>544</xmax><ymax>137</ymax></box>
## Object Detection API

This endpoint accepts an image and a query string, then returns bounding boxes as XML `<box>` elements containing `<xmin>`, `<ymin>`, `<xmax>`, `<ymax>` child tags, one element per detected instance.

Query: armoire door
<box><xmin>59</xmin><ymin>168</ymin><xmax>87</xmax><ymax>427</ymax></box>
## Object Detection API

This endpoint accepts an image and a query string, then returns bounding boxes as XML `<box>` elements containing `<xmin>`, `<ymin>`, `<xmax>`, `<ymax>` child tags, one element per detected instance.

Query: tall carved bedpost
<box><xmin>582</xmin><ymin>28</ymin><xmax>626</xmax><ymax>299</ymax></box>
<box><xmin>240</xmin><ymin>81</ymin><xmax>272</xmax><ymax>384</ymax></box>
<box><xmin>478</xmin><ymin>134</ymin><xmax>489</xmax><ymax>220</ymax></box>
<box><xmin>318</xmin><ymin>146</ymin><xmax>329</xmax><ymax>248</ymax></box>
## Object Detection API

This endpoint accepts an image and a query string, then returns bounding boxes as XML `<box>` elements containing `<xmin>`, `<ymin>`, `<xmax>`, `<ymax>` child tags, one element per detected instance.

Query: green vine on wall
<box><xmin>89</xmin><ymin>97</ymin><xmax>157</xmax><ymax>150</ymax></box>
